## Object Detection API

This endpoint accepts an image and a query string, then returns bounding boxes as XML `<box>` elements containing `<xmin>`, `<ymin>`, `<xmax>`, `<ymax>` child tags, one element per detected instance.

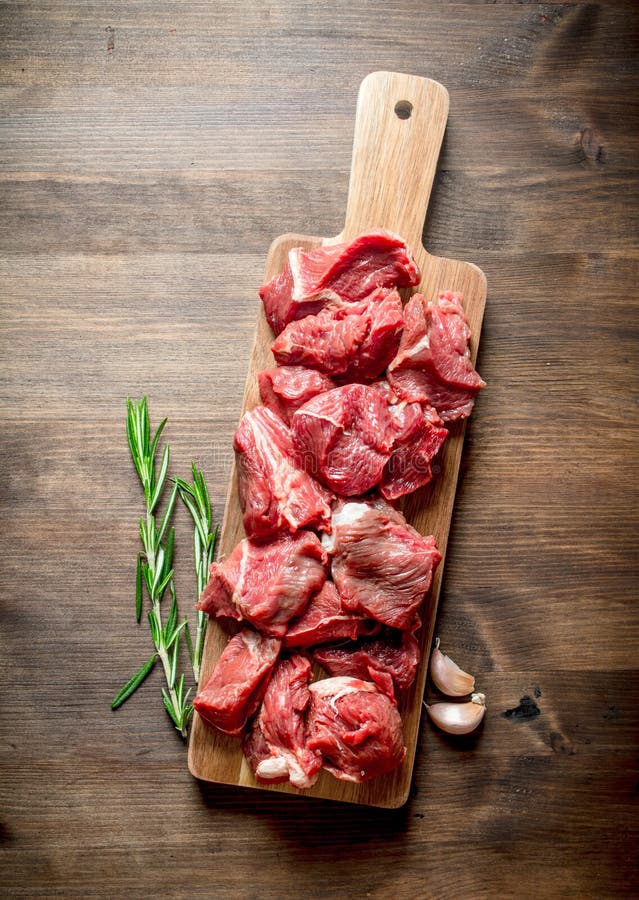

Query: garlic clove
<box><xmin>429</xmin><ymin>637</ymin><xmax>476</xmax><ymax>697</ymax></box>
<box><xmin>425</xmin><ymin>692</ymin><xmax>487</xmax><ymax>735</ymax></box>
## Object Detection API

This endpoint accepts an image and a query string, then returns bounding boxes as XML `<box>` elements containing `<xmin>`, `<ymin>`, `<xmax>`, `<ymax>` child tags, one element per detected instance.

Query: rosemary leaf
<box><xmin>161</xmin><ymin>688</ymin><xmax>179</xmax><ymax>727</ymax></box>
<box><xmin>152</xmin><ymin>545</ymin><xmax>165</xmax><ymax>592</ymax></box>
<box><xmin>149</xmin><ymin>443</ymin><xmax>170</xmax><ymax>513</ymax></box>
<box><xmin>164</xmin><ymin>588</ymin><xmax>178</xmax><ymax>640</ymax></box>
<box><xmin>168</xmin><ymin>639</ymin><xmax>178</xmax><ymax>690</ymax></box>
<box><xmin>184</xmin><ymin>619</ymin><xmax>195</xmax><ymax>668</ymax></box>
<box><xmin>158</xmin><ymin>484</ymin><xmax>178</xmax><ymax>544</ymax></box>
<box><xmin>143</xmin><ymin>564</ymin><xmax>154</xmax><ymax>599</ymax></box>
<box><xmin>155</xmin><ymin>568</ymin><xmax>174</xmax><ymax>601</ymax></box>
<box><xmin>148</xmin><ymin>416</ymin><xmax>168</xmax><ymax>466</ymax></box>
<box><xmin>135</xmin><ymin>553</ymin><xmax>144</xmax><ymax>623</ymax></box>
<box><xmin>111</xmin><ymin>654</ymin><xmax>157</xmax><ymax>710</ymax></box>
<box><xmin>165</xmin><ymin>618</ymin><xmax>188</xmax><ymax>651</ymax></box>
<box><xmin>163</xmin><ymin>526</ymin><xmax>175</xmax><ymax>578</ymax></box>
<box><xmin>179</xmin><ymin>490</ymin><xmax>208</xmax><ymax>547</ymax></box>
<box><xmin>147</xmin><ymin>610</ymin><xmax>161</xmax><ymax>647</ymax></box>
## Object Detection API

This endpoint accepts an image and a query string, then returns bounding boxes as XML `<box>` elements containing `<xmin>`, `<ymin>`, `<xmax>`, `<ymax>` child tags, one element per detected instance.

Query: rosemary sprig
<box><xmin>176</xmin><ymin>464</ymin><xmax>219</xmax><ymax>683</ymax></box>
<box><xmin>113</xmin><ymin>397</ymin><xmax>193</xmax><ymax>736</ymax></box>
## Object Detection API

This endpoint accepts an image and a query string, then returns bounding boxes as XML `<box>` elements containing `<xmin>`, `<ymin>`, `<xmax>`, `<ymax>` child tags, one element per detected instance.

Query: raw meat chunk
<box><xmin>341</xmin><ymin>288</ymin><xmax>404</xmax><ymax>382</ymax></box>
<box><xmin>234</xmin><ymin>405</ymin><xmax>333</xmax><ymax>540</ymax></box>
<box><xmin>197</xmin><ymin>531</ymin><xmax>328</xmax><ymax>638</ymax></box>
<box><xmin>271</xmin><ymin>288</ymin><xmax>403</xmax><ymax>383</ymax></box>
<box><xmin>328</xmin><ymin>499</ymin><xmax>441</xmax><ymax>630</ymax></box>
<box><xmin>388</xmin><ymin>292</ymin><xmax>485</xmax><ymax>421</ymax></box>
<box><xmin>313</xmin><ymin>628</ymin><xmax>421</xmax><ymax>693</ymax></box>
<box><xmin>291</xmin><ymin>384</ymin><xmax>395</xmax><ymax>496</ymax></box>
<box><xmin>193</xmin><ymin>629</ymin><xmax>281</xmax><ymax>735</ymax></box>
<box><xmin>259</xmin><ymin>230</ymin><xmax>420</xmax><ymax>334</ymax></box>
<box><xmin>258</xmin><ymin>366</ymin><xmax>335</xmax><ymax>425</ymax></box>
<box><xmin>283</xmin><ymin>581</ymin><xmax>380</xmax><ymax>649</ymax></box>
<box><xmin>194</xmin><ymin>543</ymin><xmax>243</xmax><ymax>624</ymax></box>
<box><xmin>243</xmin><ymin>655</ymin><xmax>322</xmax><ymax>789</ymax></box>
<box><xmin>381</xmin><ymin>400</ymin><xmax>448</xmax><ymax>500</ymax></box>
<box><xmin>272</xmin><ymin>303</ymin><xmax>369</xmax><ymax>376</ymax></box>
<box><xmin>307</xmin><ymin>676</ymin><xmax>406</xmax><ymax>782</ymax></box>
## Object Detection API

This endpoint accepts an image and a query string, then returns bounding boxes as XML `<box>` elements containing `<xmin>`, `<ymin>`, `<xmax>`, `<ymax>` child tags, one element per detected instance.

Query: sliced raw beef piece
<box><xmin>313</xmin><ymin>627</ymin><xmax>421</xmax><ymax>693</ymax></box>
<box><xmin>271</xmin><ymin>288</ymin><xmax>403</xmax><ymax>383</ymax></box>
<box><xmin>193</xmin><ymin>629</ymin><xmax>281</xmax><ymax>735</ymax></box>
<box><xmin>340</xmin><ymin>288</ymin><xmax>404</xmax><ymax>382</ymax></box>
<box><xmin>307</xmin><ymin>676</ymin><xmax>406</xmax><ymax>782</ymax></box>
<box><xmin>258</xmin><ymin>366</ymin><xmax>335</xmax><ymax>425</ymax></box>
<box><xmin>327</xmin><ymin>499</ymin><xmax>441</xmax><ymax>630</ymax></box>
<box><xmin>195</xmin><ymin>543</ymin><xmax>243</xmax><ymax>624</ymax></box>
<box><xmin>272</xmin><ymin>303</ymin><xmax>369</xmax><ymax>375</ymax></box>
<box><xmin>291</xmin><ymin>383</ymin><xmax>395</xmax><ymax>495</ymax></box>
<box><xmin>283</xmin><ymin>581</ymin><xmax>380</xmax><ymax>649</ymax></box>
<box><xmin>387</xmin><ymin>292</ymin><xmax>485</xmax><ymax>421</ymax></box>
<box><xmin>259</xmin><ymin>229</ymin><xmax>420</xmax><ymax>334</ymax></box>
<box><xmin>381</xmin><ymin>400</ymin><xmax>448</xmax><ymax>500</ymax></box>
<box><xmin>243</xmin><ymin>655</ymin><xmax>322</xmax><ymax>789</ymax></box>
<box><xmin>197</xmin><ymin>531</ymin><xmax>327</xmax><ymax>638</ymax></box>
<box><xmin>234</xmin><ymin>405</ymin><xmax>333</xmax><ymax>540</ymax></box>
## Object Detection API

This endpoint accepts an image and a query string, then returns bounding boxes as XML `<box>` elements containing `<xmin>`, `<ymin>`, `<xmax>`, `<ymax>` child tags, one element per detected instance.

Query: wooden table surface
<box><xmin>1</xmin><ymin>2</ymin><xmax>637</xmax><ymax>897</ymax></box>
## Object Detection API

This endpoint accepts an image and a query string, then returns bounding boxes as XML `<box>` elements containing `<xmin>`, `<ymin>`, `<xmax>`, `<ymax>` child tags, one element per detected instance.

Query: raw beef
<box><xmin>387</xmin><ymin>292</ymin><xmax>485</xmax><ymax>421</ymax></box>
<box><xmin>197</xmin><ymin>531</ymin><xmax>328</xmax><ymax>638</ymax></box>
<box><xmin>271</xmin><ymin>287</ymin><xmax>403</xmax><ymax>383</ymax></box>
<box><xmin>258</xmin><ymin>366</ymin><xmax>335</xmax><ymax>425</ymax></box>
<box><xmin>327</xmin><ymin>499</ymin><xmax>441</xmax><ymax>630</ymax></box>
<box><xmin>307</xmin><ymin>676</ymin><xmax>406</xmax><ymax>782</ymax></box>
<box><xmin>193</xmin><ymin>629</ymin><xmax>281</xmax><ymax>735</ymax></box>
<box><xmin>234</xmin><ymin>405</ymin><xmax>333</xmax><ymax>540</ymax></box>
<box><xmin>243</xmin><ymin>655</ymin><xmax>322</xmax><ymax>789</ymax></box>
<box><xmin>291</xmin><ymin>383</ymin><xmax>395</xmax><ymax>495</ymax></box>
<box><xmin>313</xmin><ymin>627</ymin><xmax>421</xmax><ymax>693</ymax></box>
<box><xmin>381</xmin><ymin>400</ymin><xmax>448</xmax><ymax>500</ymax></box>
<box><xmin>342</xmin><ymin>288</ymin><xmax>404</xmax><ymax>382</ymax></box>
<box><xmin>271</xmin><ymin>303</ymin><xmax>369</xmax><ymax>376</ymax></box>
<box><xmin>259</xmin><ymin>230</ymin><xmax>420</xmax><ymax>334</ymax></box>
<box><xmin>283</xmin><ymin>581</ymin><xmax>380</xmax><ymax>649</ymax></box>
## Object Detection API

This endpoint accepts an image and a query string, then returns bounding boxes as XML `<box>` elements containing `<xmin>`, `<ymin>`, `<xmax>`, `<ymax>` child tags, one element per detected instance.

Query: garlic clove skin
<box><xmin>425</xmin><ymin>693</ymin><xmax>487</xmax><ymax>735</ymax></box>
<box><xmin>429</xmin><ymin>637</ymin><xmax>476</xmax><ymax>697</ymax></box>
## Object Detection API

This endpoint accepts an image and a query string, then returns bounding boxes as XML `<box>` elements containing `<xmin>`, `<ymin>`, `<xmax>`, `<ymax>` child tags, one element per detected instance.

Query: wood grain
<box><xmin>1</xmin><ymin>0</ymin><xmax>638</xmax><ymax>895</ymax></box>
<box><xmin>188</xmin><ymin>73</ymin><xmax>486</xmax><ymax>806</ymax></box>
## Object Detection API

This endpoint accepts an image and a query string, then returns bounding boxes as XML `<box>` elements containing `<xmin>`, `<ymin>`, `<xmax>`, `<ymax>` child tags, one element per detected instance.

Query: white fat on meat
<box><xmin>255</xmin><ymin>757</ymin><xmax>290</xmax><ymax>781</ymax></box>
<box><xmin>321</xmin><ymin>502</ymin><xmax>371</xmax><ymax>554</ymax></box>
<box><xmin>407</xmin><ymin>333</ymin><xmax>430</xmax><ymax>357</ymax></box>
<box><xmin>309</xmin><ymin>676</ymin><xmax>376</xmax><ymax>712</ymax></box>
<box><xmin>288</xmin><ymin>248</ymin><xmax>340</xmax><ymax>305</ymax></box>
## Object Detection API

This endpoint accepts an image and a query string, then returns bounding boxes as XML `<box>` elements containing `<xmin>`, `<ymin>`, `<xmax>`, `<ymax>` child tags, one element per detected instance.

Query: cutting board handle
<box><xmin>339</xmin><ymin>71</ymin><xmax>449</xmax><ymax>251</ymax></box>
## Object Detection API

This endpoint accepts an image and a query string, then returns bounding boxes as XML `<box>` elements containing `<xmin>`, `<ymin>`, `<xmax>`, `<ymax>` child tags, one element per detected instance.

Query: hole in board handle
<box><xmin>394</xmin><ymin>100</ymin><xmax>413</xmax><ymax>120</ymax></box>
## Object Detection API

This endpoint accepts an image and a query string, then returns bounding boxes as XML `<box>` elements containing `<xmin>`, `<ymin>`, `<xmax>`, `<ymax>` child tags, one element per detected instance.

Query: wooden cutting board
<box><xmin>188</xmin><ymin>71</ymin><xmax>487</xmax><ymax>808</ymax></box>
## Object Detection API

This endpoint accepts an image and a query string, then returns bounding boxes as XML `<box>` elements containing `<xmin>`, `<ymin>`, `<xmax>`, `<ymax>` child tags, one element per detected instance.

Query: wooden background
<box><xmin>1</xmin><ymin>1</ymin><xmax>637</xmax><ymax>897</ymax></box>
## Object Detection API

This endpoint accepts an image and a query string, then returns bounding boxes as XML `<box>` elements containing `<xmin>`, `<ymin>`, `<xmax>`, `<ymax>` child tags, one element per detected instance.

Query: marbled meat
<box><xmin>327</xmin><ymin>499</ymin><xmax>441</xmax><ymax>630</ymax></box>
<box><xmin>197</xmin><ymin>530</ymin><xmax>328</xmax><ymax>638</ymax></box>
<box><xmin>307</xmin><ymin>676</ymin><xmax>407</xmax><ymax>782</ymax></box>
<box><xmin>243</xmin><ymin>655</ymin><xmax>322</xmax><ymax>789</ymax></box>
<box><xmin>388</xmin><ymin>291</ymin><xmax>485</xmax><ymax>421</ymax></box>
<box><xmin>258</xmin><ymin>366</ymin><xmax>335</xmax><ymax>425</ymax></box>
<box><xmin>234</xmin><ymin>405</ymin><xmax>332</xmax><ymax>540</ymax></box>
<box><xmin>193</xmin><ymin>629</ymin><xmax>280</xmax><ymax>735</ymax></box>
<box><xmin>259</xmin><ymin>229</ymin><xmax>420</xmax><ymax>334</ymax></box>
<box><xmin>271</xmin><ymin>287</ymin><xmax>403</xmax><ymax>383</ymax></box>
<box><xmin>291</xmin><ymin>383</ymin><xmax>395</xmax><ymax>496</ymax></box>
